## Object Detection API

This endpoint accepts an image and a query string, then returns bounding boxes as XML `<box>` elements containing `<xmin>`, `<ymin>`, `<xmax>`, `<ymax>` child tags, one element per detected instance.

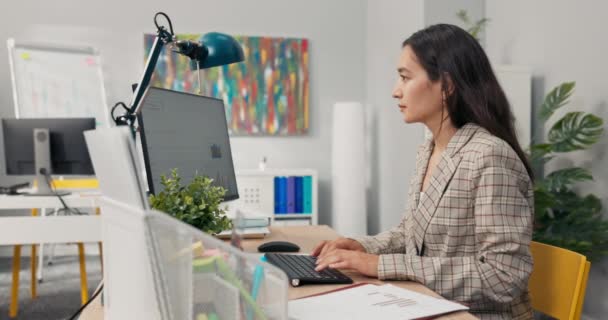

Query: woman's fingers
<box><xmin>315</xmin><ymin>255</ymin><xmax>337</xmax><ymax>271</ymax></box>
<box><xmin>311</xmin><ymin>241</ymin><xmax>327</xmax><ymax>256</ymax></box>
<box><xmin>318</xmin><ymin>241</ymin><xmax>337</xmax><ymax>258</ymax></box>
<box><xmin>329</xmin><ymin>261</ymin><xmax>349</xmax><ymax>269</ymax></box>
<box><xmin>315</xmin><ymin>250</ymin><xmax>379</xmax><ymax>277</ymax></box>
<box><xmin>315</xmin><ymin>249</ymin><xmax>347</xmax><ymax>271</ymax></box>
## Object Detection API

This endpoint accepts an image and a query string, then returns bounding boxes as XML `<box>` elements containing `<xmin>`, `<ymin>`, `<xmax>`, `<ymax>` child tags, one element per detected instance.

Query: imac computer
<box><xmin>137</xmin><ymin>87</ymin><xmax>239</xmax><ymax>201</ymax></box>
<box><xmin>2</xmin><ymin>118</ymin><xmax>96</xmax><ymax>195</ymax></box>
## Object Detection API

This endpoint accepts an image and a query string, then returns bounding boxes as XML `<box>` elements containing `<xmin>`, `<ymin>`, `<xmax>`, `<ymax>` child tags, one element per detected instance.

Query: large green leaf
<box><xmin>548</xmin><ymin>112</ymin><xmax>604</xmax><ymax>152</ymax></box>
<box><xmin>529</xmin><ymin>143</ymin><xmax>554</xmax><ymax>169</ymax></box>
<box><xmin>533</xmin><ymin>190</ymin><xmax>608</xmax><ymax>261</ymax></box>
<box><xmin>456</xmin><ymin>9</ymin><xmax>470</xmax><ymax>24</ymax></box>
<box><xmin>539</xmin><ymin>82</ymin><xmax>575</xmax><ymax>122</ymax></box>
<box><xmin>543</xmin><ymin>167</ymin><xmax>593</xmax><ymax>191</ymax></box>
<box><xmin>468</xmin><ymin>18</ymin><xmax>490</xmax><ymax>39</ymax></box>
<box><xmin>529</xmin><ymin>143</ymin><xmax>552</xmax><ymax>160</ymax></box>
<box><xmin>455</xmin><ymin>10</ymin><xmax>490</xmax><ymax>40</ymax></box>
<box><xmin>533</xmin><ymin>186</ymin><xmax>556</xmax><ymax>221</ymax></box>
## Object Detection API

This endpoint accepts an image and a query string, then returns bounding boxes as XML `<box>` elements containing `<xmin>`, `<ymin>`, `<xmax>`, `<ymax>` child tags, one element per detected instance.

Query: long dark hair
<box><xmin>403</xmin><ymin>24</ymin><xmax>533</xmax><ymax>180</ymax></box>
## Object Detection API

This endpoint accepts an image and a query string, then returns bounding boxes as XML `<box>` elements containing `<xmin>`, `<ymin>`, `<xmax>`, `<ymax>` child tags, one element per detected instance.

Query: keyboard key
<box><xmin>264</xmin><ymin>253</ymin><xmax>353</xmax><ymax>286</ymax></box>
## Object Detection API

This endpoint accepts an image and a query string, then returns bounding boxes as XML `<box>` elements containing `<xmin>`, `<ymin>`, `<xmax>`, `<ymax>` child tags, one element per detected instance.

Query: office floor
<box><xmin>0</xmin><ymin>250</ymin><xmax>102</xmax><ymax>320</ymax></box>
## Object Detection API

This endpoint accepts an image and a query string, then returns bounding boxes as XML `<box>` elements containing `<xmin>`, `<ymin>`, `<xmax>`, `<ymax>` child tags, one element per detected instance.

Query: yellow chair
<box><xmin>9</xmin><ymin>178</ymin><xmax>101</xmax><ymax>318</ymax></box>
<box><xmin>529</xmin><ymin>241</ymin><xmax>591</xmax><ymax>320</ymax></box>
<box><xmin>574</xmin><ymin>261</ymin><xmax>591</xmax><ymax>319</ymax></box>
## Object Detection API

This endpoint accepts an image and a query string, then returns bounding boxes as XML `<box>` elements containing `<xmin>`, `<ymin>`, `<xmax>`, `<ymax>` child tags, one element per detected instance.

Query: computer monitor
<box><xmin>2</xmin><ymin>118</ymin><xmax>95</xmax><ymax>195</ymax></box>
<box><xmin>137</xmin><ymin>87</ymin><xmax>239</xmax><ymax>201</ymax></box>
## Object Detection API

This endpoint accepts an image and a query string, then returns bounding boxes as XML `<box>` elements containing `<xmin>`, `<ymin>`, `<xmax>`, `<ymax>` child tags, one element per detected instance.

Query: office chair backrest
<box><xmin>529</xmin><ymin>241</ymin><xmax>590</xmax><ymax>320</ymax></box>
<box><xmin>574</xmin><ymin>261</ymin><xmax>591</xmax><ymax>319</ymax></box>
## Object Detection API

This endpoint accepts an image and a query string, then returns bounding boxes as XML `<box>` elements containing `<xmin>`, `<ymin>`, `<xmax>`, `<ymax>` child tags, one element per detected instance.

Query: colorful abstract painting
<box><xmin>144</xmin><ymin>34</ymin><xmax>309</xmax><ymax>135</ymax></box>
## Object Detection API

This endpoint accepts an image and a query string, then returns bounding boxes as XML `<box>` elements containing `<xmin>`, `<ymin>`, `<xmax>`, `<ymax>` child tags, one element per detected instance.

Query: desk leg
<box><xmin>31</xmin><ymin>208</ymin><xmax>38</xmax><ymax>298</ymax></box>
<box><xmin>98</xmin><ymin>243</ymin><xmax>104</xmax><ymax>273</ymax></box>
<box><xmin>31</xmin><ymin>245</ymin><xmax>37</xmax><ymax>298</ymax></box>
<box><xmin>96</xmin><ymin>207</ymin><xmax>104</xmax><ymax>274</ymax></box>
<box><xmin>77</xmin><ymin>243</ymin><xmax>89</xmax><ymax>305</ymax></box>
<box><xmin>10</xmin><ymin>245</ymin><xmax>21</xmax><ymax>318</ymax></box>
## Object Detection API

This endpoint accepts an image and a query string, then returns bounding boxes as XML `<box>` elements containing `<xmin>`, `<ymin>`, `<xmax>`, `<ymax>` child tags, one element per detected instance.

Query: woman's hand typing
<box><xmin>311</xmin><ymin>238</ymin><xmax>379</xmax><ymax>277</ymax></box>
<box><xmin>311</xmin><ymin>237</ymin><xmax>366</xmax><ymax>257</ymax></box>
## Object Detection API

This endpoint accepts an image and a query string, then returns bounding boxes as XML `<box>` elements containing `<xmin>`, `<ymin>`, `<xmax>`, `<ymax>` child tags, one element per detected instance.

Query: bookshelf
<box><xmin>233</xmin><ymin>169</ymin><xmax>318</xmax><ymax>226</ymax></box>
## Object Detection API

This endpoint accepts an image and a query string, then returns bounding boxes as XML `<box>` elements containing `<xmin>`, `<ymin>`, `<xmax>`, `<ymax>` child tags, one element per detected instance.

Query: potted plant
<box><xmin>530</xmin><ymin>82</ymin><xmax>608</xmax><ymax>261</ymax></box>
<box><xmin>149</xmin><ymin>169</ymin><xmax>232</xmax><ymax>235</ymax></box>
<box><xmin>456</xmin><ymin>9</ymin><xmax>490</xmax><ymax>41</ymax></box>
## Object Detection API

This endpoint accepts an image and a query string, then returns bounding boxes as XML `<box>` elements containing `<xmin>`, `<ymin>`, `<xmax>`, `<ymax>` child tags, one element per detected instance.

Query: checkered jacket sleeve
<box><xmin>356</xmin><ymin>142</ymin><xmax>534</xmax><ymax>307</ymax></box>
<box><xmin>352</xmin><ymin>216</ymin><xmax>407</xmax><ymax>254</ymax></box>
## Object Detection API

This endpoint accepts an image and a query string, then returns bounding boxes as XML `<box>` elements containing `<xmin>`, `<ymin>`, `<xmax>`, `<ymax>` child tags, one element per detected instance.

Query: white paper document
<box><xmin>288</xmin><ymin>284</ymin><xmax>469</xmax><ymax>320</ymax></box>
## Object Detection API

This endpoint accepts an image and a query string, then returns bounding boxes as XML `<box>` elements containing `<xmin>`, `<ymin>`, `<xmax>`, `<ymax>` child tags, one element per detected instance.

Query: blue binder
<box><xmin>278</xmin><ymin>177</ymin><xmax>288</xmax><ymax>214</ymax></box>
<box><xmin>295</xmin><ymin>176</ymin><xmax>303</xmax><ymax>213</ymax></box>
<box><xmin>303</xmin><ymin>176</ymin><xmax>312</xmax><ymax>214</ymax></box>
<box><xmin>274</xmin><ymin>177</ymin><xmax>281</xmax><ymax>214</ymax></box>
<box><xmin>286</xmin><ymin>176</ymin><xmax>296</xmax><ymax>213</ymax></box>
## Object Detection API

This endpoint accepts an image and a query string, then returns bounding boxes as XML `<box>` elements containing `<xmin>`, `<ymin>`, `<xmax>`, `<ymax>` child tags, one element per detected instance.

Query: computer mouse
<box><xmin>257</xmin><ymin>241</ymin><xmax>300</xmax><ymax>253</ymax></box>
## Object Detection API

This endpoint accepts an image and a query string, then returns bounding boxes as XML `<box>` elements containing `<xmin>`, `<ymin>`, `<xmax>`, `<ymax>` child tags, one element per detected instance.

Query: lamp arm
<box><xmin>113</xmin><ymin>12</ymin><xmax>174</xmax><ymax>126</ymax></box>
<box><xmin>129</xmin><ymin>34</ymin><xmax>167</xmax><ymax>115</ymax></box>
<box><xmin>111</xmin><ymin>12</ymin><xmax>244</xmax><ymax>127</ymax></box>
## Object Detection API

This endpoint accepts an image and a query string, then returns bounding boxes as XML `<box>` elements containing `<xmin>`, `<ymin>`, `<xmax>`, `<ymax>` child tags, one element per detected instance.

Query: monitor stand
<box><xmin>22</xmin><ymin>128</ymin><xmax>70</xmax><ymax>197</ymax></box>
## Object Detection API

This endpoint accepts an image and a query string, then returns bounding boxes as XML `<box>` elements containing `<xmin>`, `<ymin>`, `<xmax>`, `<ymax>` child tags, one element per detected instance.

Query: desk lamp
<box><xmin>111</xmin><ymin>12</ymin><xmax>244</xmax><ymax>130</ymax></box>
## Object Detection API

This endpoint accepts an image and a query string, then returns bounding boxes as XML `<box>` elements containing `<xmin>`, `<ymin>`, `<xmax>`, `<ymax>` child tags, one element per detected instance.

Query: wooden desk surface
<box><xmin>80</xmin><ymin>225</ymin><xmax>476</xmax><ymax>320</ymax></box>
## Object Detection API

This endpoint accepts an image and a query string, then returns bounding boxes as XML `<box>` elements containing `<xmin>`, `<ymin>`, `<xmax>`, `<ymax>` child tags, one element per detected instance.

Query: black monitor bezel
<box><xmin>136</xmin><ymin>87</ymin><xmax>239</xmax><ymax>201</ymax></box>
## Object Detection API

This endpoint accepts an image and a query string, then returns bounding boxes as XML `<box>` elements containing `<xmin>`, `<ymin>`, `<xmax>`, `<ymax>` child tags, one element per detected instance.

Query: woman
<box><xmin>312</xmin><ymin>24</ymin><xmax>534</xmax><ymax>319</ymax></box>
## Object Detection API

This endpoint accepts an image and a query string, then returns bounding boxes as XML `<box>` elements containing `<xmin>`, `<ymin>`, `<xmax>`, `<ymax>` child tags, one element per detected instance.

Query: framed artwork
<box><xmin>144</xmin><ymin>34</ymin><xmax>309</xmax><ymax>135</ymax></box>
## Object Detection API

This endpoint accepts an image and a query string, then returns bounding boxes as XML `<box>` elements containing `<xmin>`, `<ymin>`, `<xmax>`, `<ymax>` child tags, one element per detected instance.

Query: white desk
<box><xmin>0</xmin><ymin>193</ymin><xmax>102</xmax><ymax>245</ymax></box>
<box><xmin>1</xmin><ymin>192</ymin><xmax>103</xmax><ymax>318</ymax></box>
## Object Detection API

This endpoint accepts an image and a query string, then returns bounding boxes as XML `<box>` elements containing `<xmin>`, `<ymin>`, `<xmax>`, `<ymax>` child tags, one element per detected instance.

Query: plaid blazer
<box><xmin>354</xmin><ymin>123</ymin><xmax>534</xmax><ymax>319</ymax></box>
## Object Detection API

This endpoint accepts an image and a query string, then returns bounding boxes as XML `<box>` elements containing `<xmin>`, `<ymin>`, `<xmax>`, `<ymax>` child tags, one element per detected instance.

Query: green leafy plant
<box><xmin>456</xmin><ymin>9</ymin><xmax>490</xmax><ymax>41</ymax></box>
<box><xmin>149</xmin><ymin>169</ymin><xmax>232</xmax><ymax>235</ymax></box>
<box><xmin>530</xmin><ymin>82</ymin><xmax>608</xmax><ymax>261</ymax></box>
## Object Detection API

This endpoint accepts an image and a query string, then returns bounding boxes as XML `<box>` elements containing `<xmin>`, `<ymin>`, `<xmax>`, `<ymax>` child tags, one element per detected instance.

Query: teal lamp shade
<box><xmin>190</xmin><ymin>32</ymin><xmax>244</xmax><ymax>69</ymax></box>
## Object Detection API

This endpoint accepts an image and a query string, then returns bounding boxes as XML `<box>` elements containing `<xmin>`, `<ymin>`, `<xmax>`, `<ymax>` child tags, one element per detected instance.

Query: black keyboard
<box><xmin>265</xmin><ymin>253</ymin><xmax>353</xmax><ymax>287</ymax></box>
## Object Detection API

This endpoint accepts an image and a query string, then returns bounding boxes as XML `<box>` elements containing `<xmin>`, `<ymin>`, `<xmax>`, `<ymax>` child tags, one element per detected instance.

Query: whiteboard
<box><xmin>7</xmin><ymin>38</ymin><xmax>111</xmax><ymax>127</ymax></box>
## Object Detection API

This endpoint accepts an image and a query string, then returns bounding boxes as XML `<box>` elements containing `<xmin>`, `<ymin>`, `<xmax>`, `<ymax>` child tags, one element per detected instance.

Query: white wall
<box><xmin>365</xmin><ymin>0</ymin><xmax>426</xmax><ymax>234</ymax></box>
<box><xmin>425</xmin><ymin>0</ymin><xmax>486</xmax><ymax>43</ymax></box>
<box><xmin>0</xmin><ymin>0</ymin><xmax>432</xmax><ymax>238</ymax></box>
<box><xmin>486</xmin><ymin>1</ymin><xmax>608</xmax><ymax>318</ymax></box>
<box><xmin>364</xmin><ymin>0</ymin><xmax>486</xmax><ymax>234</ymax></box>
<box><xmin>0</xmin><ymin>0</ymin><xmax>367</xmax><ymax>228</ymax></box>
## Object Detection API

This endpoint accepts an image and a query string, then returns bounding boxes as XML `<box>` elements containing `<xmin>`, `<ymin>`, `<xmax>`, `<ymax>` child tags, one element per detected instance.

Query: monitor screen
<box><xmin>138</xmin><ymin>87</ymin><xmax>239</xmax><ymax>201</ymax></box>
<box><xmin>2</xmin><ymin>118</ymin><xmax>95</xmax><ymax>175</ymax></box>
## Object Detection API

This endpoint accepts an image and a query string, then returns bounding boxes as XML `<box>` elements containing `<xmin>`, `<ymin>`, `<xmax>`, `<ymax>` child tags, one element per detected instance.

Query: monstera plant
<box><xmin>530</xmin><ymin>82</ymin><xmax>608</xmax><ymax>261</ymax></box>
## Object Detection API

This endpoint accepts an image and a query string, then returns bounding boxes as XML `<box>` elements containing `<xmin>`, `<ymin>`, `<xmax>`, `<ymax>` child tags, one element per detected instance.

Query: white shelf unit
<box><xmin>234</xmin><ymin>169</ymin><xmax>318</xmax><ymax>226</ymax></box>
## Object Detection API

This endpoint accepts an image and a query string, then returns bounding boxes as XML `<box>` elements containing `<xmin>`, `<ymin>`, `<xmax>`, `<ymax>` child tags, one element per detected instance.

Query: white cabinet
<box><xmin>233</xmin><ymin>169</ymin><xmax>318</xmax><ymax>226</ymax></box>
